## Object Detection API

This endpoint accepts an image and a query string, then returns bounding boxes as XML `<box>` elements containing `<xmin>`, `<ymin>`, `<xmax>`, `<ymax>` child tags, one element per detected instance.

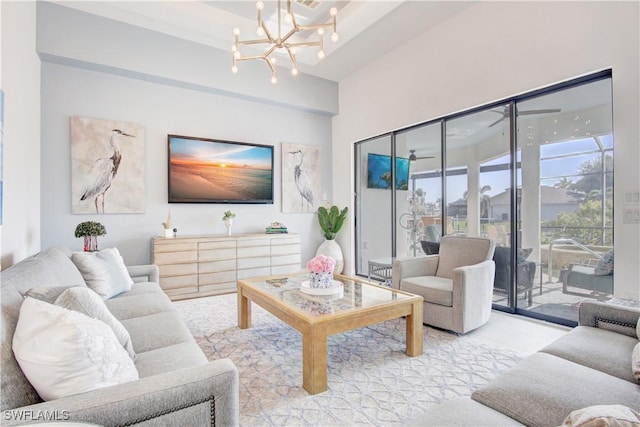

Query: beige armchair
<box><xmin>392</xmin><ymin>236</ymin><xmax>496</xmax><ymax>334</ymax></box>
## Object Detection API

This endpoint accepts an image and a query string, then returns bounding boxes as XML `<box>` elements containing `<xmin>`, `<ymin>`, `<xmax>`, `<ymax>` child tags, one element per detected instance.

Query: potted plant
<box><xmin>222</xmin><ymin>210</ymin><xmax>235</xmax><ymax>236</ymax></box>
<box><xmin>74</xmin><ymin>221</ymin><xmax>106</xmax><ymax>252</ymax></box>
<box><xmin>315</xmin><ymin>205</ymin><xmax>348</xmax><ymax>273</ymax></box>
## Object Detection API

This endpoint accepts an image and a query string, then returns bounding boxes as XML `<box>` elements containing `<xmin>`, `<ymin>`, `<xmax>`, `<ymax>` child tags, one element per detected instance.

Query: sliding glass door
<box><xmin>516</xmin><ymin>78</ymin><xmax>613</xmax><ymax>324</ymax></box>
<box><xmin>354</xmin><ymin>135</ymin><xmax>393</xmax><ymax>277</ymax></box>
<box><xmin>353</xmin><ymin>71</ymin><xmax>613</xmax><ymax>326</ymax></box>
<box><xmin>395</xmin><ymin>123</ymin><xmax>442</xmax><ymax>258</ymax></box>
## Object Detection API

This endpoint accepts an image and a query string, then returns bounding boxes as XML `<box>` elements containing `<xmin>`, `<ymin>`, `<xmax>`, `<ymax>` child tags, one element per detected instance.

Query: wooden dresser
<box><xmin>151</xmin><ymin>233</ymin><xmax>302</xmax><ymax>300</ymax></box>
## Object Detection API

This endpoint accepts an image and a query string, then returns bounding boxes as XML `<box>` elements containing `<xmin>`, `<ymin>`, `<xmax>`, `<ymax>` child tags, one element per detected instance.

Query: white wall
<box><xmin>41</xmin><ymin>62</ymin><xmax>332</xmax><ymax>266</ymax></box>
<box><xmin>36</xmin><ymin>3</ymin><xmax>335</xmax><ymax>266</ymax></box>
<box><xmin>0</xmin><ymin>1</ymin><xmax>41</xmax><ymax>268</ymax></box>
<box><xmin>333</xmin><ymin>1</ymin><xmax>640</xmax><ymax>299</ymax></box>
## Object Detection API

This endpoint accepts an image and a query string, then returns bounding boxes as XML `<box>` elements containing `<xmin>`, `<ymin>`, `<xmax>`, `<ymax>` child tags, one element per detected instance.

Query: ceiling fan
<box><xmin>408</xmin><ymin>149</ymin><xmax>435</xmax><ymax>161</ymax></box>
<box><xmin>488</xmin><ymin>105</ymin><xmax>561</xmax><ymax>127</ymax></box>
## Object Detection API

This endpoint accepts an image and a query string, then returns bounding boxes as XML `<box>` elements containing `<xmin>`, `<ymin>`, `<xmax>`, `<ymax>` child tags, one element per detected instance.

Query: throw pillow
<box><xmin>594</xmin><ymin>249</ymin><xmax>614</xmax><ymax>276</ymax></box>
<box><xmin>636</xmin><ymin>316</ymin><xmax>640</xmax><ymax>340</ymax></box>
<box><xmin>12</xmin><ymin>297</ymin><xmax>138</xmax><ymax>401</ymax></box>
<box><xmin>54</xmin><ymin>287</ymin><xmax>136</xmax><ymax>360</ymax></box>
<box><xmin>561</xmin><ymin>404</ymin><xmax>640</xmax><ymax>426</ymax></box>
<box><xmin>25</xmin><ymin>285</ymin><xmax>84</xmax><ymax>304</ymax></box>
<box><xmin>71</xmin><ymin>247</ymin><xmax>133</xmax><ymax>299</ymax></box>
<box><xmin>633</xmin><ymin>342</ymin><xmax>640</xmax><ymax>382</ymax></box>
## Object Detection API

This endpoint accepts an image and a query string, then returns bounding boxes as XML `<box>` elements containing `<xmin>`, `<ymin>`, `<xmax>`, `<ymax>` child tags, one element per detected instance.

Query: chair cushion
<box><xmin>436</xmin><ymin>236</ymin><xmax>494</xmax><ymax>279</ymax></box>
<box><xmin>594</xmin><ymin>249</ymin><xmax>614</xmax><ymax>275</ymax></box>
<box><xmin>12</xmin><ymin>297</ymin><xmax>138</xmax><ymax>401</ymax></box>
<box><xmin>400</xmin><ymin>276</ymin><xmax>453</xmax><ymax>307</ymax></box>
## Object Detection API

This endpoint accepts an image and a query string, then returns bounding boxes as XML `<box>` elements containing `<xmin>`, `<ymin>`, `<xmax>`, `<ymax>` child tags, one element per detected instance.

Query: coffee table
<box><xmin>237</xmin><ymin>272</ymin><xmax>423</xmax><ymax>394</ymax></box>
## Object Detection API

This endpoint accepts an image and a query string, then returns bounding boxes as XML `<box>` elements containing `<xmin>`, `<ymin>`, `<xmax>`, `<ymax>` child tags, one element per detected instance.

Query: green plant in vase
<box><xmin>222</xmin><ymin>210</ymin><xmax>235</xmax><ymax>236</ymax></box>
<box><xmin>74</xmin><ymin>221</ymin><xmax>106</xmax><ymax>252</ymax></box>
<box><xmin>316</xmin><ymin>205</ymin><xmax>348</xmax><ymax>273</ymax></box>
<box><xmin>317</xmin><ymin>206</ymin><xmax>348</xmax><ymax>240</ymax></box>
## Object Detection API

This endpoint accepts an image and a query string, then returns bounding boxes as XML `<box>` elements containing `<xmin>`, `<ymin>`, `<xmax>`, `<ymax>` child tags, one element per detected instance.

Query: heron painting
<box><xmin>281</xmin><ymin>142</ymin><xmax>321</xmax><ymax>213</ymax></box>
<box><xmin>71</xmin><ymin>117</ymin><xmax>145</xmax><ymax>214</ymax></box>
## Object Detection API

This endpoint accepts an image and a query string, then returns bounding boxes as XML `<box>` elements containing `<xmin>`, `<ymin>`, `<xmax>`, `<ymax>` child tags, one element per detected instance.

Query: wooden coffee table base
<box><xmin>237</xmin><ymin>276</ymin><xmax>423</xmax><ymax>394</ymax></box>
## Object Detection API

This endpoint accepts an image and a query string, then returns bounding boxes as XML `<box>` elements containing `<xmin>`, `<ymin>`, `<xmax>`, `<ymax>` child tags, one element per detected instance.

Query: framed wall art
<box><xmin>71</xmin><ymin>116</ymin><xmax>145</xmax><ymax>214</ymax></box>
<box><xmin>281</xmin><ymin>142</ymin><xmax>321</xmax><ymax>213</ymax></box>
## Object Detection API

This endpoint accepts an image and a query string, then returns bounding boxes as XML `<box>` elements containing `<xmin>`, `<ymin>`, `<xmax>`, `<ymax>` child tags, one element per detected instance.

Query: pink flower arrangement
<box><xmin>306</xmin><ymin>255</ymin><xmax>336</xmax><ymax>274</ymax></box>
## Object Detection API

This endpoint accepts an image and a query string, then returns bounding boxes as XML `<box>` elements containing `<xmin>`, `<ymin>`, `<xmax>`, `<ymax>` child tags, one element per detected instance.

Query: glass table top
<box><xmin>243</xmin><ymin>273</ymin><xmax>415</xmax><ymax>317</ymax></box>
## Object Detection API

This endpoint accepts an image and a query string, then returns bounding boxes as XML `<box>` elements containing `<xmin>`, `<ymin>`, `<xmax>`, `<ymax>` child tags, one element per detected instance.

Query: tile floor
<box><xmin>468</xmin><ymin>310</ymin><xmax>570</xmax><ymax>357</ymax></box>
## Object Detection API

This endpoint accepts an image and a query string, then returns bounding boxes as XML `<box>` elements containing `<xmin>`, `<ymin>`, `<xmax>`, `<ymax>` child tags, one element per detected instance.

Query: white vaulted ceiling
<box><xmin>50</xmin><ymin>0</ymin><xmax>476</xmax><ymax>82</ymax></box>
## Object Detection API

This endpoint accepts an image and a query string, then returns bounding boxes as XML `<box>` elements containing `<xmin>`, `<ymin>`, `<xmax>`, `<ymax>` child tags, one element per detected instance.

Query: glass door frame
<box><xmin>352</xmin><ymin>69</ymin><xmax>613</xmax><ymax>326</ymax></box>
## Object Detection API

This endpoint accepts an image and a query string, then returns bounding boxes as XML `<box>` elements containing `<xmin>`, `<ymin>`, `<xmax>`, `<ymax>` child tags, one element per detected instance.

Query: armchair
<box><xmin>392</xmin><ymin>236</ymin><xmax>496</xmax><ymax>334</ymax></box>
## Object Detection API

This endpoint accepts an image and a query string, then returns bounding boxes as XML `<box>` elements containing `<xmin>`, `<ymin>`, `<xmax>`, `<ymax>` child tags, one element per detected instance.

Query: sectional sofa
<box><xmin>413</xmin><ymin>300</ymin><xmax>640</xmax><ymax>426</ymax></box>
<box><xmin>1</xmin><ymin>246</ymin><xmax>239</xmax><ymax>426</ymax></box>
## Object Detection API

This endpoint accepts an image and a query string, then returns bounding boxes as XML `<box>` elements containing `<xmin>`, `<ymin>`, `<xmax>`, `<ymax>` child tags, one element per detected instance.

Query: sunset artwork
<box><xmin>168</xmin><ymin>136</ymin><xmax>273</xmax><ymax>203</ymax></box>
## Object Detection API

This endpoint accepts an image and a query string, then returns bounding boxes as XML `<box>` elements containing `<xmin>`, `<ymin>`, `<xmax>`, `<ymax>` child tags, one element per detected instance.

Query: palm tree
<box><xmin>554</xmin><ymin>177</ymin><xmax>573</xmax><ymax>189</ymax></box>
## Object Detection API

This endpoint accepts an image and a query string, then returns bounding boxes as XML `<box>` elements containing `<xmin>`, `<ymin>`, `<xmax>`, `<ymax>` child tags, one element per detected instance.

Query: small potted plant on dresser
<box><xmin>222</xmin><ymin>210</ymin><xmax>235</xmax><ymax>236</ymax></box>
<box><xmin>74</xmin><ymin>221</ymin><xmax>107</xmax><ymax>252</ymax></box>
<box><xmin>316</xmin><ymin>205</ymin><xmax>348</xmax><ymax>273</ymax></box>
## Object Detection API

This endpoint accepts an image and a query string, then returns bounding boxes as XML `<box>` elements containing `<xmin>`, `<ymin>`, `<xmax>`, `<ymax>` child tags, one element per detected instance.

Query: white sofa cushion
<box><xmin>54</xmin><ymin>287</ymin><xmax>136</xmax><ymax>360</ymax></box>
<box><xmin>12</xmin><ymin>297</ymin><xmax>138</xmax><ymax>401</ymax></box>
<box><xmin>71</xmin><ymin>247</ymin><xmax>133</xmax><ymax>299</ymax></box>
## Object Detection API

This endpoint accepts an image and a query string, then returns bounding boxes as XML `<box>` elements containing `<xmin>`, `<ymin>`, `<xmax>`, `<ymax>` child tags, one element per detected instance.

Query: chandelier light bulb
<box><xmin>230</xmin><ymin>0</ymin><xmax>338</xmax><ymax>81</ymax></box>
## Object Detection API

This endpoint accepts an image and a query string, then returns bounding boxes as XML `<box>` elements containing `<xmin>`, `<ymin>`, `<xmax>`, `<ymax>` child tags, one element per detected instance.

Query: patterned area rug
<box><xmin>175</xmin><ymin>294</ymin><xmax>522</xmax><ymax>426</ymax></box>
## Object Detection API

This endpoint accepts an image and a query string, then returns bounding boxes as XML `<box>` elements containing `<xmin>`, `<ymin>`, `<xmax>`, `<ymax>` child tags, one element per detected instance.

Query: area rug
<box><xmin>175</xmin><ymin>294</ymin><xmax>522</xmax><ymax>426</ymax></box>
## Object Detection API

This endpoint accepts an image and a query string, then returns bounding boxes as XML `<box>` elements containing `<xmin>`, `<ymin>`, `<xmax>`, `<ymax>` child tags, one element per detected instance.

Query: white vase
<box><xmin>316</xmin><ymin>239</ymin><xmax>344</xmax><ymax>274</ymax></box>
<box><xmin>223</xmin><ymin>218</ymin><xmax>233</xmax><ymax>236</ymax></box>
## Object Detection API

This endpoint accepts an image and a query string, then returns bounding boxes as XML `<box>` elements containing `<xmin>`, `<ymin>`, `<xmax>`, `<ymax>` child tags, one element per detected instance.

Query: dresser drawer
<box><xmin>159</xmin><ymin>274</ymin><xmax>198</xmax><ymax>290</ymax></box>
<box><xmin>158</xmin><ymin>263</ymin><xmax>197</xmax><ymax>277</ymax></box>
<box><xmin>237</xmin><ymin>256</ymin><xmax>271</xmax><ymax>270</ymax></box>
<box><xmin>154</xmin><ymin>250</ymin><xmax>197</xmax><ymax>265</ymax></box>
<box><xmin>199</xmin><ymin>248</ymin><xmax>236</xmax><ymax>262</ymax></box>
<box><xmin>199</xmin><ymin>259</ymin><xmax>236</xmax><ymax>274</ymax></box>
<box><xmin>199</xmin><ymin>270</ymin><xmax>237</xmax><ymax>286</ymax></box>
<box><xmin>272</xmin><ymin>253</ymin><xmax>302</xmax><ymax>267</ymax></box>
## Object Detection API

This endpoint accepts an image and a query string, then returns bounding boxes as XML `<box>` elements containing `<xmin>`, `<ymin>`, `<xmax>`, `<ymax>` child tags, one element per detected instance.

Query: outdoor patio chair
<box><xmin>561</xmin><ymin>249</ymin><xmax>613</xmax><ymax>297</ymax></box>
<box><xmin>392</xmin><ymin>236</ymin><xmax>496</xmax><ymax>334</ymax></box>
<box><xmin>492</xmin><ymin>246</ymin><xmax>536</xmax><ymax>306</ymax></box>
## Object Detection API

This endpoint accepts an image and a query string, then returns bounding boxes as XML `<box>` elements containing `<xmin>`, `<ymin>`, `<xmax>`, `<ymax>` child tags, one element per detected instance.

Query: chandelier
<box><xmin>231</xmin><ymin>0</ymin><xmax>338</xmax><ymax>84</ymax></box>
